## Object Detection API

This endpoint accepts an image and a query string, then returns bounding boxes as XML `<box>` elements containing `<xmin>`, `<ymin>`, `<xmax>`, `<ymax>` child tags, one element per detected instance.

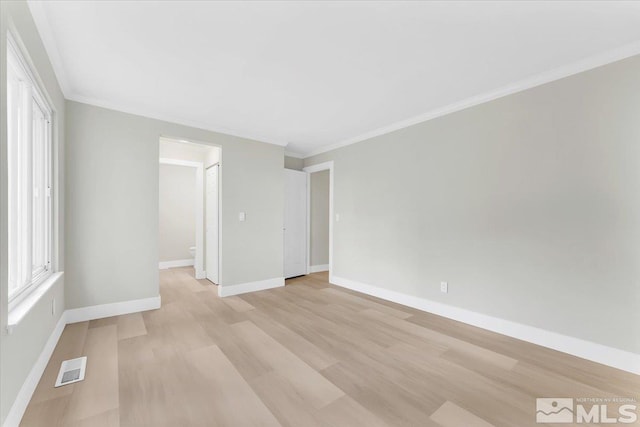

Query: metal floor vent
<box><xmin>54</xmin><ymin>357</ymin><xmax>87</xmax><ymax>387</ymax></box>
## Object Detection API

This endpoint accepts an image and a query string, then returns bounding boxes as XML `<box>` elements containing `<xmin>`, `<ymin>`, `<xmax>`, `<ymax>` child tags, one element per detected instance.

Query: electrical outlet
<box><xmin>440</xmin><ymin>282</ymin><xmax>448</xmax><ymax>293</ymax></box>
<box><xmin>52</xmin><ymin>297</ymin><xmax>56</xmax><ymax>316</ymax></box>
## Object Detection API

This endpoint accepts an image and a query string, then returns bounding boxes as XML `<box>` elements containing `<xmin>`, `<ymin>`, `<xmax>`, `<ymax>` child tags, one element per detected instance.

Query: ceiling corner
<box><xmin>28</xmin><ymin>0</ymin><xmax>72</xmax><ymax>98</ymax></box>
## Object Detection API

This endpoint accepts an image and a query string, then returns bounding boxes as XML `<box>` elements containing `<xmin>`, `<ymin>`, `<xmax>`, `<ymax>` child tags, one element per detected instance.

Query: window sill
<box><xmin>7</xmin><ymin>272</ymin><xmax>64</xmax><ymax>334</ymax></box>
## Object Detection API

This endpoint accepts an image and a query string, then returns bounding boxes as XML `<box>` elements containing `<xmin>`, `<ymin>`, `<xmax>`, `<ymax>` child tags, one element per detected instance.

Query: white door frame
<box><xmin>302</xmin><ymin>161</ymin><xmax>334</xmax><ymax>282</ymax></box>
<box><xmin>159</xmin><ymin>158</ymin><xmax>206</xmax><ymax>279</ymax></box>
<box><xmin>205</xmin><ymin>163</ymin><xmax>220</xmax><ymax>284</ymax></box>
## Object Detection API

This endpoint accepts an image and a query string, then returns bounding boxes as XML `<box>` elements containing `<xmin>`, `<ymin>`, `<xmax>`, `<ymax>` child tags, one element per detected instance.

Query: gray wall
<box><xmin>159</xmin><ymin>164</ymin><xmax>196</xmax><ymax>262</ymax></box>
<box><xmin>305</xmin><ymin>56</ymin><xmax>640</xmax><ymax>354</ymax></box>
<box><xmin>65</xmin><ymin>100</ymin><xmax>284</xmax><ymax>308</ymax></box>
<box><xmin>285</xmin><ymin>155</ymin><xmax>304</xmax><ymax>171</ymax></box>
<box><xmin>1</xmin><ymin>1</ymin><xmax>66</xmax><ymax>423</ymax></box>
<box><xmin>310</xmin><ymin>170</ymin><xmax>330</xmax><ymax>267</ymax></box>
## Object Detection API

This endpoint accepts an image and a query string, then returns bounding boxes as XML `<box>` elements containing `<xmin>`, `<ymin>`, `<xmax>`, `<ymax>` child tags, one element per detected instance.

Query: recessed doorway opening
<box><xmin>158</xmin><ymin>137</ymin><xmax>221</xmax><ymax>285</ymax></box>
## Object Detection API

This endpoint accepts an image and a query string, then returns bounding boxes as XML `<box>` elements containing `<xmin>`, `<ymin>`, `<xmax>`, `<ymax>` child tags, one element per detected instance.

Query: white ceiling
<box><xmin>29</xmin><ymin>1</ymin><xmax>640</xmax><ymax>157</ymax></box>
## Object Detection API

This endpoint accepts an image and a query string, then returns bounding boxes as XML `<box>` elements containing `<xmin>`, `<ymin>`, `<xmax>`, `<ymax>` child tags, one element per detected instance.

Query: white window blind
<box><xmin>7</xmin><ymin>34</ymin><xmax>54</xmax><ymax>305</ymax></box>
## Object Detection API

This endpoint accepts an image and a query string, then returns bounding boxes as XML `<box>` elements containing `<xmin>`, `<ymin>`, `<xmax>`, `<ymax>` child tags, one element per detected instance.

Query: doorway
<box><xmin>158</xmin><ymin>137</ymin><xmax>221</xmax><ymax>284</ymax></box>
<box><xmin>307</xmin><ymin>169</ymin><xmax>330</xmax><ymax>273</ymax></box>
<box><xmin>303</xmin><ymin>162</ymin><xmax>334</xmax><ymax>281</ymax></box>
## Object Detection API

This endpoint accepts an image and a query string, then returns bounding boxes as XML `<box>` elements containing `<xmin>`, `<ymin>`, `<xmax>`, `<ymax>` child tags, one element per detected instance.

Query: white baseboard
<box><xmin>308</xmin><ymin>264</ymin><xmax>329</xmax><ymax>273</ymax></box>
<box><xmin>65</xmin><ymin>296</ymin><xmax>161</xmax><ymax>324</ymax></box>
<box><xmin>158</xmin><ymin>259</ymin><xmax>194</xmax><ymax>269</ymax></box>
<box><xmin>331</xmin><ymin>275</ymin><xmax>640</xmax><ymax>375</ymax></box>
<box><xmin>3</xmin><ymin>313</ymin><xmax>66</xmax><ymax>427</ymax></box>
<box><xmin>218</xmin><ymin>277</ymin><xmax>284</xmax><ymax>297</ymax></box>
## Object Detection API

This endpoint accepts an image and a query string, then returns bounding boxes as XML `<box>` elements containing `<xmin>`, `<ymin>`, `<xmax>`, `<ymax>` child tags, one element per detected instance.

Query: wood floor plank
<box><xmin>245</xmin><ymin>309</ymin><xmax>338</xmax><ymax>371</ymax></box>
<box><xmin>63</xmin><ymin>325</ymin><xmax>119</xmax><ymax>423</ymax></box>
<box><xmin>361</xmin><ymin>308</ymin><xmax>518</xmax><ymax>370</ymax></box>
<box><xmin>321</xmin><ymin>360</ymin><xmax>439</xmax><ymax>427</ymax></box>
<box><xmin>118</xmin><ymin>355</ymin><xmax>192</xmax><ymax>427</ymax></box>
<box><xmin>318</xmin><ymin>395</ymin><xmax>392</xmax><ymax>427</ymax></box>
<box><xmin>222</xmin><ymin>295</ymin><xmax>256</xmax><ymax>312</ymax></box>
<box><xmin>64</xmin><ymin>409</ymin><xmax>119</xmax><ymax>427</ymax></box>
<box><xmin>20</xmin><ymin>395</ymin><xmax>71</xmax><ymax>427</ymax></box>
<box><xmin>430</xmin><ymin>401</ymin><xmax>496</xmax><ymax>427</ymax></box>
<box><xmin>231</xmin><ymin>320</ymin><xmax>345</xmax><ymax>408</ymax></box>
<box><xmin>116</xmin><ymin>312</ymin><xmax>147</xmax><ymax>341</ymax></box>
<box><xmin>248</xmin><ymin>371</ymin><xmax>327</xmax><ymax>427</ymax></box>
<box><xmin>183</xmin><ymin>344</ymin><xmax>282</xmax><ymax>427</ymax></box>
<box><xmin>319</xmin><ymin>287</ymin><xmax>412</xmax><ymax>319</ymax></box>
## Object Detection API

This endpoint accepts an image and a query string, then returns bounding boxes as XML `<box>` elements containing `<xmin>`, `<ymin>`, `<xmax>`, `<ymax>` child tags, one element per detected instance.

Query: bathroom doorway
<box><xmin>158</xmin><ymin>137</ymin><xmax>221</xmax><ymax>284</ymax></box>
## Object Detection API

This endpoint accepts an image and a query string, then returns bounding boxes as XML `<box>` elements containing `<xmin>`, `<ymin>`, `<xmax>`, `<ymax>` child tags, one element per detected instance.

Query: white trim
<box><xmin>205</xmin><ymin>164</ymin><xmax>220</xmax><ymax>284</ymax></box>
<box><xmin>3</xmin><ymin>313</ymin><xmax>67</xmax><ymax>427</ymax></box>
<box><xmin>158</xmin><ymin>157</ymin><xmax>201</xmax><ymax>168</ymax></box>
<box><xmin>6</xmin><ymin>30</ymin><xmax>56</xmax><ymax>309</ymax></box>
<box><xmin>159</xmin><ymin>158</ymin><xmax>205</xmax><ymax>279</ymax></box>
<box><xmin>331</xmin><ymin>275</ymin><xmax>640</xmax><ymax>375</ymax></box>
<box><xmin>308</xmin><ymin>264</ymin><xmax>329</xmax><ymax>273</ymax></box>
<box><xmin>7</xmin><ymin>272</ymin><xmax>64</xmax><ymax>334</ymax></box>
<box><xmin>158</xmin><ymin>259</ymin><xmax>194</xmax><ymax>270</ymax></box>
<box><xmin>305</xmin><ymin>172</ymin><xmax>311</xmax><ymax>275</ymax></box>
<box><xmin>218</xmin><ymin>277</ymin><xmax>284</xmax><ymax>297</ymax></box>
<box><xmin>302</xmin><ymin>162</ymin><xmax>334</xmax><ymax>283</ymax></box>
<box><xmin>302</xmin><ymin>40</ymin><xmax>640</xmax><ymax>159</ymax></box>
<box><xmin>65</xmin><ymin>296</ymin><xmax>161</xmax><ymax>324</ymax></box>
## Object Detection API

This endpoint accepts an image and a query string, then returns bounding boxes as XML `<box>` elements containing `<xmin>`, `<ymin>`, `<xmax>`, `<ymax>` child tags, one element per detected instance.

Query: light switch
<box><xmin>335</xmin><ymin>213</ymin><xmax>340</xmax><ymax>222</ymax></box>
<box><xmin>239</xmin><ymin>212</ymin><xmax>246</xmax><ymax>222</ymax></box>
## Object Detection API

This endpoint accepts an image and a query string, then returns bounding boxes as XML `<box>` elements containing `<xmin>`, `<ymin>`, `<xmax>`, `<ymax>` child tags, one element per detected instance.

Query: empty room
<box><xmin>1</xmin><ymin>1</ymin><xmax>639</xmax><ymax>426</ymax></box>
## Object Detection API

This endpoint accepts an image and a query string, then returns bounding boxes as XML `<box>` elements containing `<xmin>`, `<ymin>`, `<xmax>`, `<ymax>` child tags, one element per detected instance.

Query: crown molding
<box><xmin>302</xmin><ymin>40</ymin><xmax>640</xmax><ymax>159</ymax></box>
<box><xmin>67</xmin><ymin>93</ymin><xmax>288</xmax><ymax>147</ymax></box>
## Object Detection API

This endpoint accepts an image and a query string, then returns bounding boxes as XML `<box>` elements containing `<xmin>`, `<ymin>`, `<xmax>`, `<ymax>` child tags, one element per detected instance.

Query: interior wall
<box><xmin>310</xmin><ymin>170</ymin><xmax>330</xmax><ymax>267</ymax></box>
<box><xmin>65</xmin><ymin>100</ymin><xmax>284</xmax><ymax>309</ymax></box>
<box><xmin>285</xmin><ymin>155</ymin><xmax>304</xmax><ymax>171</ymax></box>
<box><xmin>0</xmin><ymin>1</ymin><xmax>66</xmax><ymax>424</ymax></box>
<box><xmin>304</xmin><ymin>55</ymin><xmax>640</xmax><ymax>354</ymax></box>
<box><xmin>159</xmin><ymin>164</ymin><xmax>196</xmax><ymax>262</ymax></box>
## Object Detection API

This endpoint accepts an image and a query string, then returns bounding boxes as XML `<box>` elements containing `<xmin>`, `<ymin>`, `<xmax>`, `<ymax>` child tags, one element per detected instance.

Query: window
<box><xmin>7</xmin><ymin>33</ymin><xmax>54</xmax><ymax>305</ymax></box>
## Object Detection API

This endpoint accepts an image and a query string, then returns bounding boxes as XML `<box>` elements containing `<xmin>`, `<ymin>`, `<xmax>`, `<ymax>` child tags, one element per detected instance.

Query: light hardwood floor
<box><xmin>21</xmin><ymin>268</ymin><xmax>639</xmax><ymax>426</ymax></box>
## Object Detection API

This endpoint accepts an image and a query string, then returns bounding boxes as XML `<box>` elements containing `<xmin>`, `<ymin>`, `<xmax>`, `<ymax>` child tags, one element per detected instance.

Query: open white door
<box><xmin>206</xmin><ymin>165</ymin><xmax>219</xmax><ymax>284</ymax></box>
<box><xmin>284</xmin><ymin>169</ymin><xmax>307</xmax><ymax>278</ymax></box>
